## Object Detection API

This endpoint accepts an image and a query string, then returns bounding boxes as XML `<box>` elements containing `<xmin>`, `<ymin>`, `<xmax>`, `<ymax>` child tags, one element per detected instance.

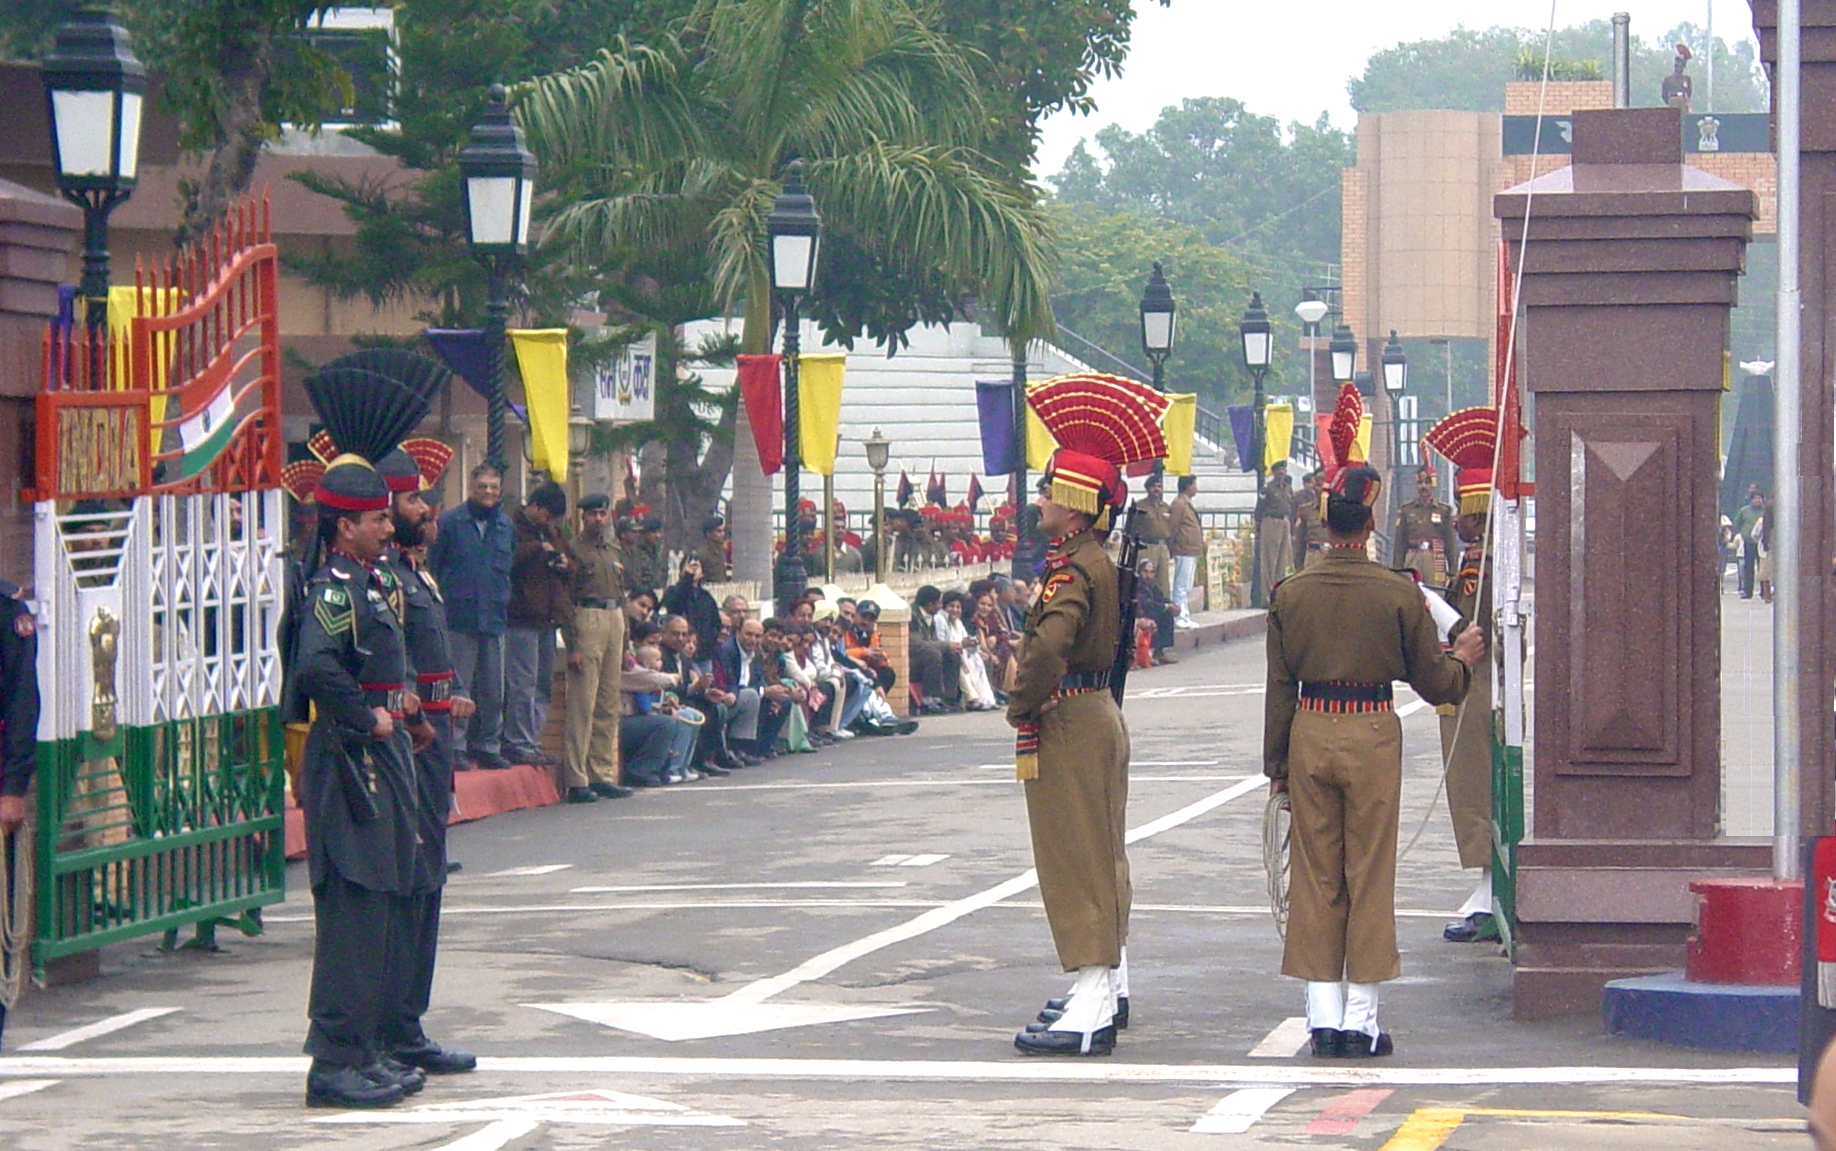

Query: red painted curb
<box><xmin>285</xmin><ymin>763</ymin><xmax>562</xmax><ymax>861</ymax></box>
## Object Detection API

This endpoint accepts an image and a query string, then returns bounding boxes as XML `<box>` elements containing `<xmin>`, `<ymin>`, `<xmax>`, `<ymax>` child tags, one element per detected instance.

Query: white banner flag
<box><xmin>594</xmin><ymin>333</ymin><xmax>657</xmax><ymax>423</ymax></box>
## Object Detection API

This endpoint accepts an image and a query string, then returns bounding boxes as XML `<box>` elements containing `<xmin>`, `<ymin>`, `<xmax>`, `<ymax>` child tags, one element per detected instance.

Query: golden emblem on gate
<box><xmin>89</xmin><ymin>605</ymin><xmax>121</xmax><ymax>741</ymax></box>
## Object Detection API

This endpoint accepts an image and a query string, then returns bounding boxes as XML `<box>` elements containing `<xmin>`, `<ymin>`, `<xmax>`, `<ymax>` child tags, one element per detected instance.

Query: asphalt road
<box><xmin>0</xmin><ymin>635</ymin><xmax>1803</xmax><ymax>1150</ymax></box>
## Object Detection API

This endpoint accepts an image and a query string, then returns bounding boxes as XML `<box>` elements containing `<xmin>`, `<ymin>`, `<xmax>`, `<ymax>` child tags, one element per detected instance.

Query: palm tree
<box><xmin>517</xmin><ymin>0</ymin><xmax>1056</xmax><ymax>585</ymax></box>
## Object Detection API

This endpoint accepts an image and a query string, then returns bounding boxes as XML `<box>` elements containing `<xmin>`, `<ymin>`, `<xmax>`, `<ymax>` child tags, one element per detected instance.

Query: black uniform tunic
<box><xmin>0</xmin><ymin>595</ymin><xmax>39</xmax><ymax>1050</ymax></box>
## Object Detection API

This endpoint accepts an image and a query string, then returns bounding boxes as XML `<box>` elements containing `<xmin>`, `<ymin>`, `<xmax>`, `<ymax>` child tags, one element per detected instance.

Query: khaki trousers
<box><xmin>1439</xmin><ymin>656</ymin><xmax>1493</xmax><ymax>870</ymax></box>
<box><xmin>1024</xmin><ymin>691</ymin><xmax>1131</xmax><ymax>970</ymax></box>
<box><xmin>563</xmin><ymin>607</ymin><xmax>624</xmax><ymax>788</ymax></box>
<box><xmin>1282</xmin><ymin>708</ymin><xmax>1402</xmax><ymax>984</ymax></box>
<box><xmin>1257</xmin><ymin>519</ymin><xmax>1292</xmax><ymax>601</ymax></box>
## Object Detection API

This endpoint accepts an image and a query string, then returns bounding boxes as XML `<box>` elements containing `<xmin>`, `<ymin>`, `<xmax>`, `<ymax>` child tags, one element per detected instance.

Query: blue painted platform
<box><xmin>1602</xmin><ymin>972</ymin><xmax>1798</xmax><ymax>1053</ymax></box>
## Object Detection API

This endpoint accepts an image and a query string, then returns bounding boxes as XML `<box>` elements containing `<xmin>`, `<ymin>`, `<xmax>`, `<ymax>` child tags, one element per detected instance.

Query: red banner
<box><xmin>737</xmin><ymin>354</ymin><xmax>783</xmax><ymax>475</ymax></box>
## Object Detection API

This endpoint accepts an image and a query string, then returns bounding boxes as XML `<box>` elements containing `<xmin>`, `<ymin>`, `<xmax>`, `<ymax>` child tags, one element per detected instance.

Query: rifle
<box><xmin>1108</xmin><ymin>500</ymin><xmax>1143</xmax><ymax>706</ymax></box>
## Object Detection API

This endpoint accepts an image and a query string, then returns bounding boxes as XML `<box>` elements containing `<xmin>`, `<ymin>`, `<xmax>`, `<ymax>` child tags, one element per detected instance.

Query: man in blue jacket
<box><xmin>427</xmin><ymin>464</ymin><xmax>514</xmax><ymax>770</ymax></box>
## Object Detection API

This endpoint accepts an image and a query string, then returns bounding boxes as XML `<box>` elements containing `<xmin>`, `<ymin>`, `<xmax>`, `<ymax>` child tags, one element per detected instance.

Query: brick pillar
<box><xmin>863</xmin><ymin>586</ymin><xmax>911</xmax><ymax>718</ymax></box>
<box><xmin>1495</xmin><ymin>107</ymin><xmax>1764</xmax><ymax>1017</ymax></box>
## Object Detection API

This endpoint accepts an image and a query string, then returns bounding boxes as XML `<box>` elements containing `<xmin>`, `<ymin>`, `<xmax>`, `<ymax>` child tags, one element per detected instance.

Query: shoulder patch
<box><xmin>1039</xmin><ymin>571</ymin><xmax>1076</xmax><ymax>604</ymax></box>
<box><xmin>1043</xmin><ymin>554</ymin><xmax>1072</xmax><ymax>574</ymax></box>
<box><xmin>318</xmin><ymin>585</ymin><xmax>350</xmax><ymax>608</ymax></box>
<box><xmin>13</xmin><ymin>611</ymin><xmax>35</xmax><ymax>638</ymax></box>
<box><xmin>314</xmin><ymin>586</ymin><xmax>355</xmax><ymax>638</ymax></box>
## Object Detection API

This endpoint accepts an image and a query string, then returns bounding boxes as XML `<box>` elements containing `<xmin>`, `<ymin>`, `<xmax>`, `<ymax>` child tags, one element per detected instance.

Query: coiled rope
<box><xmin>1263</xmin><ymin>789</ymin><xmax>1291</xmax><ymax>936</ymax></box>
<box><xmin>0</xmin><ymin>817</ymin><xmax>33</xmax><ymax>1011</ymax></box>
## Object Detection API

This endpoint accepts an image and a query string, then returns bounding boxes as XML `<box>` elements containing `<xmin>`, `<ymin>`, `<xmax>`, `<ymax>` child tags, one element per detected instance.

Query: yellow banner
<box><xmin>1024</xmin><ymin>389</ymin><xmax>1056</xmax><ymax>470</ymax></box>
<box><xmin>798</xmin><ymin>353</ymin><xmax>846</xmax><ymax>475</ymax></box>
<box><xmin>510</xmin><ymin>328</ymin><xmax>571</xmax><ymax>482</ymax></box>
<box><xmin>1263</xmin><ymin>402</ymin><xmax>1293</xmax><ymax>470</ymax></box>
<box><xmin>1161</xmin><ymin>393</ymin><xmax>1197</xmax><ymax>475</ymax></box>
<box><xmin>1355</xmin><ymin>413</ymin><xmax>1373</xmax><ymax>463</ymax></box>
<box><xmin>109</xmin><ymin>286</ymin><xmax>182</xmax><ymax>426</ymax></box>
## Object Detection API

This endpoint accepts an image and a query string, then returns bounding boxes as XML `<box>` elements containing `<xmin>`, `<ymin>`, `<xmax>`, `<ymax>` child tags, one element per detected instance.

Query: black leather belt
<box><xmin>576</xmin><ymin>597</ymin><xmax>616</xmax><ymax>610</ymax></box>
<box><xmin>1059</xmin><ymin>669</ymin><xmax>1111</xmax><ymax>693</ymax></box>
<box><xmin>1300</xmin><ymin>681</ymin><xmax>1393</xmax><ymax>703</ymax></box>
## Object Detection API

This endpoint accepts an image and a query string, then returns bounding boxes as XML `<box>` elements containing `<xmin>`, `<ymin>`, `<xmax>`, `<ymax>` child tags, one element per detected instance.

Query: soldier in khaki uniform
<box><xmin>1134</xmin><ymin>474</ymin><xmax>1173</xmax><ymax>598</ymax></box>
<box><xmin>1264</xmin><ymin>384</ymin><xmax>1483</xmax><ymax>1059</ymax></box>
<box><xmin>1293</xmin><ymin>469</ymin><xmax>1326</xmax><ymax>569</ymax></box>
<box><xmin>1256</xmin><ymin>460</ymin><xmax>1295</xmax><ymax>600</ymax></box>
<box><xmin>696</xmin><ymin>516</ymin><xmax>730</xmax><ymax>582</ymax></box>
<box><xmin>1422</xmin><ymin>408</ymin><xmax>1503</xmax><ymax>943</ymax></box>
<box><xmin>562</xmin><ymin>493</ymin><xmax>633</xmax><ymax>802</ymax></box>
<box><xmin>1392</xmin><ymin>468</ymin><xmax>1458</xmax><ymax>586</ymax></box>
<box><xmin>1006</xmin><ymin>372</ymin><xmax>1170</xmax><ymax>1058</ymax></box>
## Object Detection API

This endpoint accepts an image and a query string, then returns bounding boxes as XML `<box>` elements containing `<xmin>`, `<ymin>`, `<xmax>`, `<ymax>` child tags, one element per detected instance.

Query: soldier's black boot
<box><xmin>306</xmin><ymin>1059</ymin><xmax>403</xmax><ymax>1109</ymax></box>
<box><xmin>1038</xmin><ymin>995</ymin><xmax>1129</xmax><ymax>1029</ymax></box>
<box><xmin>1014</xmin><ymin>1023</ymin><xmax>1117</xmax><ymax>1056</ymax></box>
<box><xmin>363</xmin><ymin>1059</ymin><xmax>425</xmax><ymax>1094</ymax></box>
<box><xmin>392</xmin><ymin>1039</ymin><xmax>478</xmax><ymax>1074</ymax></box>
<box><xmin>1309</xmin><ymin>1028</ymin><xmax>1343</xmax><ymax>1058</ymax></box>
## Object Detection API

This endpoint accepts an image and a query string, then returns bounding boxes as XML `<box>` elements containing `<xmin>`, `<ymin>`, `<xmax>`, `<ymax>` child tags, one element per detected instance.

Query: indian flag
<box><xmin>176</xmin><ymin>387</ymin><xmax>238</xmax><ymax>479</ymax></box>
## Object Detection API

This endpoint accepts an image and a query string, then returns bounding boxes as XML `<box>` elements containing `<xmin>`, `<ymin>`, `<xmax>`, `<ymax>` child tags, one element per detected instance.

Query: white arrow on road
<box><xmin>529</xmin><ymin>776</ymin><xmax>1266</xmax><ymax>1041</ymax></box>
<box><xmin>315</xmin><ymin>1088</ymin><xmax>743</xmax><ymax>1150</ymax></box>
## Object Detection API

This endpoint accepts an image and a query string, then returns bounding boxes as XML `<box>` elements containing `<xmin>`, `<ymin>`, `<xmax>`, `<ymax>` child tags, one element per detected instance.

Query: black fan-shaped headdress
<box><xmin>305</xmin><ymin>349</ymin><xmax>449</xmax><ymax>511</ymax></box>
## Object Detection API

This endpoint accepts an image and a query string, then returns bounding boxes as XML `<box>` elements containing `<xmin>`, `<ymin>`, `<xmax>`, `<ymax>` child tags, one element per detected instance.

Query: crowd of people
<box><xmin>402</xmin><ymin>465</ymin><xmax>1144</xmax><ymax>803</ymax></box>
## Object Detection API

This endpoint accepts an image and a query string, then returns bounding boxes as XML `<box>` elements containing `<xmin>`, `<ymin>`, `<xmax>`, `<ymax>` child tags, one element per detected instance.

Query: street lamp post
<box><xmin>767</xmin><ymin>159</ymin><xmax>822</xmax><ymax>612</ymax></box>
<box><xmin>458</xmin><ymin>83</ymin><xmax>537</xmax><ymax>469</ymax></box>
<box><xmin>1329</xmin><ymin>322</ymin><xmax>1358</xmax><ymax>386</ymax></box>
<box><xmin>865</xmin><ymin>429</ymin><xmax>891</xmax><ymax>578</ymax></box>
<box><xmin>1294</xmin><ymin>298</ymin><xmax>1329</xmax><ymax>468</ymax></box>
<box><xmin>1140</xmin><ymin>262</ymin><xmax>1177</xmax><ymax>485</ymax></box>
<box><xmin>1239</xmin><ymin>292</ymin><xmax>1273</xmax><ymax>608</ymax></box>
<box><xmin>41</xmin><ymin>7</ymin><xmax>147</xmax><ymax>344</ymax></box>
<box><xmin>1381</xmin><ymin>331</ymin><xmax>1409</xmax><ymax>564</ymax></box>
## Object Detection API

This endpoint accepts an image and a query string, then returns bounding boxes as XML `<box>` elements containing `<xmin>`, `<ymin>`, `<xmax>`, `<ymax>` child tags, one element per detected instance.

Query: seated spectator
<box><xmin>1136</xmin><ymin>559</ymin><xmax>1178</xmax><ymax>666</ymax></box>
<box><xmin>970</xmin><ymin>580</ymin><xmax>1018</xmax><ymax>698</ymax></box>
<box><xmin>908</xmin><ymin>584</ymin><xmax>963</xmax><ymax>714</ymax></box>
<box><xmin>620</xmin><ymin>644</ymin><xmax>702</xmax><ymax>785</ymax></box>
<box><xmin>762</xmin><ymin>618</ymin><xmax>819</xmax><ymax>752</ymax></box>
<box><xmin>714</xmin><ymin>617</ymin><xmax>790</xmax><ymax>762</ymax></box>
<box><xmin>721</xmin><ymin>594</ymin><xmax>751</xmax><ymax>639</ymax></box>
<box><xmin>656</xmin><ymin>614</ymin><xmax>739</xmax><ymax>775</ymax></box>
<box><xmin>940</xmin><ymin>590</ymin><xmax>998</xmax><ymax>710</ymax></box>
<box><xmin>661</xmin><ymin>558</ymin><xmax>722</xmax><ymax>665</ymax></box>
<box><xmin>844</xmin><ymin>599</ymin><xmax>898</xmax><ymax>694</ymax></box>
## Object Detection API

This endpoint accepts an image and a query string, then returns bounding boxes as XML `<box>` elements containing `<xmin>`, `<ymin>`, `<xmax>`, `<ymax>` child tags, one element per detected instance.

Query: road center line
<box><xmin>567</xmin><ymin>882</ymin><xmax>909</xmax><ymax>894</ymax></box>
<box><xmin>0</xmin><ymin>1079</ymin><xmax>58</xmax><ymax>1101</ymax></box>
<box><xmin>1248</xmin><ymin>1016</ymin><xmax>1312</xmax><ymax>1058</ymax></box>
<box><xmin>723</xmin><ymin>776</ymin><xmax>1267</xmax><ymax>1008</ymax></box>
<box><xmin>1192</xmin><ymin>1086</ymin><xmax>1296</xmax><ymax>1133</ymax></box>
<box><xmin>0</xmin><ymin>1055</ymin><xmax>1797</xmax><ymax>1088</ymax></box>
<box><xmin>694</xmin><ymin>775</ymin><xmax>1246</xmax><ymax>790</ymax></box>
<box><xmin>16</xmin><ymin>1008</ymin><xmax>180</xmax><ymax>1052</ymax></box>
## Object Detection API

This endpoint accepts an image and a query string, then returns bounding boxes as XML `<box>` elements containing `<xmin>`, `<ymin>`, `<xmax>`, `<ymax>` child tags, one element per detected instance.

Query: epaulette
<box><xmin>1043</xmin><ymin>553</ymin><xmax>1073</xmax><ymax>574</ymax></box>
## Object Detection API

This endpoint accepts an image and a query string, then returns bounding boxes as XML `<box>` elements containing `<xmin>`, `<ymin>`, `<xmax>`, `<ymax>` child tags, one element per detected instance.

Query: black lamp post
<box><xmin>1381</xmin><ymin>331</ymin><xmax>1409</xmax><ymax>564</ymax></box>
<box><xmin>1329</xmin><ymin>322</ymin><xmax>1358</xmax><ymax>385</ymax></box>
<box><xmin>865</xmin><ymin>428</ymin><xmax>891</xmax><ymax>578</ymax></box>
<box><xmin>1239</xmin><ymin>291</ymin><xmax>1273</xmax><ymax>607</ymax></box>
<box><xmin>42</xmin><ymin>7</ymin><xmax>146</xmax><ymax>343</ymax></box>
<box><xmin>767</xmin><ymin>159</ymin><xmax>821</xmax><ymax>612</ymax></box>
<box><xmin>458</xmin><ymin>83</ymin><xmax>537</xmax><ymax>469</ymax></box>
<box><xmin>1140</xmin><ymin>262</ymin><xmax>1177</xmax><ymax>485</ymax></box>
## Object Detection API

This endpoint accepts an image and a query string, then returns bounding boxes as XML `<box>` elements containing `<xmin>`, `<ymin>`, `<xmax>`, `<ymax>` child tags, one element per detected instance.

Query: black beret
<box><xmin>579</xmin><ymin>492</ymin><xmax>611</xmax><ymax>511</ymax></box>
<box><xmin>701</xmin><ymin>516</ymin><xmax>725</xmax><ymax>534</ymax></box>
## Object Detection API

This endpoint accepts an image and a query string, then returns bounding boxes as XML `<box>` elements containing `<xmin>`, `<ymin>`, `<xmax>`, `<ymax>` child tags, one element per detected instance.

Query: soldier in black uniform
<box><xmin>0</xmin><ymin>579</ymin><xmax>40</xmax><ymax>1050</ymax></box>
<box><xmin>375</xmin><ymin>447</ymin><xmax>477</xmax><ymax>1075</ymax></box>
<box><xmin>288</xmin><ymin>349</ymin><xmax>446</xmax><ymax>1109</ymax></box>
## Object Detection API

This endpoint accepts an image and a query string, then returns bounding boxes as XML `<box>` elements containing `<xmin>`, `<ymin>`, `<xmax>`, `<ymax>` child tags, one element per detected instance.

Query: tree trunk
<box><xmin>729</xmin><ymin>269</ymin><xmax>775</xmax><ymax>588</ymax></box>
<box><xmin>175</xmin><ymin>50</ymin><xmax>271</xmax><ymax>247</ymax></box>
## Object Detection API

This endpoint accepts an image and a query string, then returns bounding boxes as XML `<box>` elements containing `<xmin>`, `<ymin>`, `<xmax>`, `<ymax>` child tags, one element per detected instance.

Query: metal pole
<box><xmin>483</xmin><ymin>261</ymin><xmax>509</xmax><ymax>469</ymax></box>
<box><xmin>823</xmin><ymin>467</ymin><xmax>835</xmax><ymax>584</ymax></box>
<box><xmin>1012</xmin><ymin>344</ymin><xmax>1028</xmax><ymax>519</ymax></box>
<box><xmin>1773</xmin><ymin>0</ymin><xmax>1803</xmax><ymax>881</ymax></box>
<box><xmin>1612</xmin><ymin>13</ymin><xmax>1632</xmax><ymax>108</ymax></box>
<box><xmin>1149</xmin><ymin>353</ymin><xmax>1167</xmax><ymax>484</ymax></box>
<box><xmin>80</xmin><ymin>197</ymin><xmax>113</xmax><ymax>343</ymax></box>
<box><xmin>1706</xmin><ymin>0</ymin><xmax>1715</xmax><ymax>113</ymax></box>
<box><xmin>776</xmin><ymin>296</ymin><xmax>807</xmax><ymax>612</ymax></box>
<box><xmin>1250</xmin><ymin>362</ymin><xmax>1269</xmax><ymax>608</ymax></box>
<box><xmin>873</xmin><ymin>468</ymin><xmax>886</xmax><ymax>578</ymax></box>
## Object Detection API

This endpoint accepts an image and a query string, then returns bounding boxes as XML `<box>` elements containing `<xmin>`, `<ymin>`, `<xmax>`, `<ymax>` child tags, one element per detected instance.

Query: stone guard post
<box><xmin>1494</xmin><ymin>106</ymin><xmax>1763</xmax><ymax>1018</ymax></box>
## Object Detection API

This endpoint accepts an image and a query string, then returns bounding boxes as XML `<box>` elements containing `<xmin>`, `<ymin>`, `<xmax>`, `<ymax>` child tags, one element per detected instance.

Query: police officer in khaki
<box><xmin>1257</xmin><ymin>460</ymin><xmax>1295</xmax><ymax>599</ymax></box>
<box><xmin>1393</xmin><ymin>467</ymin><xmax>1458</xmax><ymax>586</ymax></box>
<box><xmin>1264</xmin><ymin>385</ymin><xmax>1483</xmax><ymax>1059</ymax></box>
<box><xmin>562</xmin><ymin>493</ymin><xmax>632</xmax><ymax>802</ymax></box>
<box><xmin>1134</xmin><ymin>473</ymin><xmax>1173</xmax><ymax>598</ymax></box>
<box><xmin>1293</xmin><ymin>468</ymin><xmax>1326</xmax><ymax>569</ymax></box>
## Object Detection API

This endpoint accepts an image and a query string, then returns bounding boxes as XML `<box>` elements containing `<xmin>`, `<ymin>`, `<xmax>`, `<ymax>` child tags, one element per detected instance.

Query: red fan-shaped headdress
<box><xmin>280</xmin><ymin>460</ymin><xmax>326</xmax><ymax>505</ymax></box>
<box><xmin>1421</xmin><ymin>406</ymin><xmax>1498</xmax><ymax>516</ymax></box>
<box><xmin>306</xmin><ymin>430</ymin><xmax>338</xmax><ymax>465</ymax></box>
<box><xmin>1321</xmin><ymin>382</ymin><xmax>1380</xmax><ymax>509</ymax></box>
<box><xmin>401</xmin><ymin>437</ymin><xmax>454</xmax><ymax>489</ymax></box>
<box><xmin>1028</xmin><ymin>372</ymin><xmax>1171</xmax><ymax>527</ymax></box>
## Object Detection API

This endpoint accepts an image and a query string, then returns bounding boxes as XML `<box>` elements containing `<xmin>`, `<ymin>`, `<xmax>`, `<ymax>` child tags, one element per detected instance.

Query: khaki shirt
<box><xmin>1169</xmin><ymin>493</ymin><xmax>1204</xmax><ymax>556</ymax></box>
<box><xmin>1395</xmin><ymin>498</ymin><xmax>1458</xmax><ymax>569</ymax></box>
<box><xmin>572</xmin><ymin>532</ymin><xmax>627</xmax><ymax>603</ymax></box>
<box><xmin>1294</xmin><ymin>490</ymin><xmax>1324</xmax><ymax>552</ymax></box>
<box><xmin>1263</xmin><ymin>548</ymin><xmax>1472</xmax><ymax>778</ymax></box>
<box><xmin>1258</xmin><ymin>477</ymin><xmax>1294</xmax><ymax>520</ymax></box>
<box><xmin>1007</xmin><ymin>529</ymin><xmax>1119</xmax><ymax>722</ymax></box>
<box><xmin>696</xmin><ymin>538</ymin><xmax>729</xmax><ymax>582</ymax></box>
<box><xmin>1136</xmin><ymin>496</ymin><xmax>1172</xmax><ymax>542</ymax></box>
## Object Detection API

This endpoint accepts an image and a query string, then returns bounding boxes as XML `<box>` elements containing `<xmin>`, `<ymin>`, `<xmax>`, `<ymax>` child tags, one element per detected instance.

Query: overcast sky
<box><xmin>1035</xmin><ymin>1</ymin><xmax>1760</xmax><ymax>176</ymax></box>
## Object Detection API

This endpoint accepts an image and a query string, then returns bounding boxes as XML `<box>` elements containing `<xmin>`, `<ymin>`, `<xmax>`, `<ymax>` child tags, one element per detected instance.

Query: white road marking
<box><xmin>484</xmin><ymin>864</ymin><xmax>573</xmax><ymax>877</ymax></box>
<box><xmin>692</xmin><ymin>775</ymin><xmax>1245</xmax><ymax>790</ymax></box>
<box><xmin>17</xmin><ymin>1008</ymin><xmax>180</xmax><ymax>1052</ymax></box>
<box><xmin>899</xmin><ymin>854</ymin><xmax>949</xmax><ymax>867</ymax></box>
<box><xmin>532</xmin><ymin>777</ymin><xmax>1268</xmax><ymax>1040</ymax></box>
<box><xmin>315</xmin><ymin>1089</ymin><xmax>743</xmax><ymax>1138</ymax></box>
<box><xmin>870</xmin><ymin>855</ymin><xmax>910</xmax><ymax>866</ymax></box>
<box><xmin>568</xmin><ymin>881</ymin><xmax>908</xmax><ymax>894</ymax></box>
<box><xmin>0</xmin><ymin>1054</ymin><xmax>1797</xmax><ymax>1088</ymax></box>
<box><xmin>267</xmin><ymin>901</ymin><xmax>1462</xmax><ymax>924</ymax></box>
<box><xmin>1247</xmin><ymin>1017</ymin><xmax>1313</xmax><ymax>1058</ymax></box>
<box><xmin>0</xmin><ymin>1079</ymin><xmax>58</xmax><ymax>1101</ymax></box>
<box><xmin>1192</xmin><ymin>1086</ymin><xmax>1296</xmax><ymax>1133</ymax></box>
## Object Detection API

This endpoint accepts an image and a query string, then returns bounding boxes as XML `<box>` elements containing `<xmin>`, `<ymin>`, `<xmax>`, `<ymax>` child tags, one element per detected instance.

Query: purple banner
<box><xmin>975</xmin><ymin>379</ymin><xmax>1021</xmax><ymax>476</ymax></box>
<box><xmin>1227</xmin><ymin>405</ymin><xmax>1256</xmax><ymax>473</ymax></box>
<box><xmin>425</xmin><ymin>328</ymin><xmax>495</xmax><ymax>399</ymax></box>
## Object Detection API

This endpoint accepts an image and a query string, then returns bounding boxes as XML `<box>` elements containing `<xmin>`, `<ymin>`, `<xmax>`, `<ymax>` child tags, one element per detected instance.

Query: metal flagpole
<box><xmin>1774</xmin><ymin>0</ymin><xmax>1803</xmax><ymax>882</ymax></box>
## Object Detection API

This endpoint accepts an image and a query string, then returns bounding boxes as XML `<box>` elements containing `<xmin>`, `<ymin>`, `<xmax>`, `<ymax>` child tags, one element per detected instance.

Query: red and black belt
<box><xmin>417</xmin><ymin>670</ymin><xmax>454</xmax><ymax>711</ymax></box>
<box><xmin>1298</xmin><ymin>681</ymin><xmax>1393</xmax><ymax>714</ymax></box>
<box><xmin>361</xmin><ymin>681</ymin><xmax>408</xmax><ymax>718</ymax></box>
